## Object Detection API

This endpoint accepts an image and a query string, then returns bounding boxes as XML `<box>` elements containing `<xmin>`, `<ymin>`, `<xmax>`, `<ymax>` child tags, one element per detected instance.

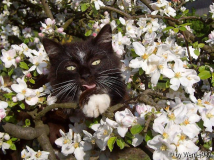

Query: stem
<box><xmin>41</xmin><ymin>0</ymin><xmax>54</xmax><ymax>19</ymax></box>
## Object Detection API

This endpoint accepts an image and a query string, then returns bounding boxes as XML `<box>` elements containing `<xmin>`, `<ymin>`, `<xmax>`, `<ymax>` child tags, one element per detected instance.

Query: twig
<box><xmin>100</xmin><ymin>6</ymin><xmax>132</xmax><ymax>18</ymax></box>
<box><xmin>139</xmin><ymin>0</ymin><xmax>154</xmax><ymax>12</ymax></box>
<box><xmin>41</xmin><ymin>0</ymin><xmax>54</xmax><ymax>19</ymax></box>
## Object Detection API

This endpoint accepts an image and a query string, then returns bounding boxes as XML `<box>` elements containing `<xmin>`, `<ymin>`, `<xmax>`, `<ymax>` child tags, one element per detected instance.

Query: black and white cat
<box><xmin>43</xmin><ymin>24</ymin><xmax>126</xmax><ymax>118</ymax></box>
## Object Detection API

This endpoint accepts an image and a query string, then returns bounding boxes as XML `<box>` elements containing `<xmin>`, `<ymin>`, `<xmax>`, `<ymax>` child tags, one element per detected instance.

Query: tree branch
<box><xmin>41</xmin><ymin>0</ymin><xmax>54</xmax><ymax>19</ymax></box>
<box><xmin>100</xmin><ymin>6</ymin><xmax>132</xmax><ymax>18</ymax></box>
<box><xmin>1</xmin><ymin>122</ymin><xmax>49</xmax><ymax>140</ymax></box>
<box><xmin>139</xmin><ymin>0</ymin><xmax>154</xmax><ymax>12</ymax></box>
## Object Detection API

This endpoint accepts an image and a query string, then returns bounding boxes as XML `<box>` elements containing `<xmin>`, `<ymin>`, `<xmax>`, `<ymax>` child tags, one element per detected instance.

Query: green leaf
<box><xmin>194</xmin><ymin>49</ymin><xmax>200</xmax><ymax>56</ymax></box>
<box><xmin>81</xmin><ymin>3</ymin><xmax>89</xmax><ymax>12</ymax></box>
<box><xmin>212</xmin><ymin>73</ymin><xmax>214</xmax><ymax>84</ymax></box>
<box><xmin>25</xmin><ymin>119</ymin><xmax>31</xmax><ymax>126</ymax></box>
<box><xmin>139</xmin><ymin>68</ymin><xmax>144</xmax><ymax>76</ymax></box>
<box><xmin>4</xmin><ymin>116</ymin><xmax>16</xmax><ymax>123</ymax></box>
<box><xmin>173</xmin><ymin>28</ymin><xmax>179</xmax><ymax>33</ymax></box>
<box><xmin>29</xmin><ymin>79</ymin><xmax>35</xmax><ymax>84</ymax></box>
<box><xmin>85</xmin><ymin>30</ymin><xmax>92</xmax><ymax>36</ymax></box>
<box><xmin>19</xmin><ymin>103</ymin><xmax>25</xmax><ymax>109</ymax></box>
<box><xmin>11</xmin><ymin>138</ymin><xmax>18</xmax><ymax>142</ymax></box>
<box><xmin>33</xmin><ymin>70</ymin><xmax>38</xmax><ymax>77</ymax></box>
<box><xmin>193</xmin><ymin>41</ymin><xmax>198</xmax><ymax>48</ymax></box>
<box><xmin>9</xmin><ymin>143</ymin><xmax>16</xmax><ymax>150</ymax></box>
<box><xmin>8</xmin><ymin>69</ymin><xmax>14</xmax><ymax>77</ymax></box>
<box><xmin>197</xmin><ymin>120</ymin><xmax>204</xmax><ymax>130</ymax></box>
<box><xmin>19</xmin><ymin>62</ymin><xmax>29</xmax><ymax>70</ymax></box>
<box><xmin>127</xmin><ymin>83</ymin><xmax>132</xmax><ymax>89</ymax></box>
<box><xmin>198</xmin><ymin>66</ymin><xmax>206</xmax><ymax>72</ymax></box>
<box><xmin>179</xmin><ymin>26</ymin><xmax>186</xmax><ymax>31</ymax></box>
<box><xmin>7</xmin><ymin>101</ymin><xmax>18</xmax><ymax>107</ymax></box>
<box><xmin>183</xmin><ymin>9</ymin><xmax>189</xmax><ymax>14</ymax></box>
<box><xmin>3</xmin><ymin>93</ymin><xmax>16</xmax><ymax>99</ymax></box>
<box><xmin>116</xmin><ymin>138</ymin><xmax>125</xmax><ymax>149</ymax></box>
<box><xmin>198</xmin><ymin>70</ymin><xmax>211</xmax><ymax>80</ymax></box>
<box><xmin>163</xmin><ymin>26</ymin><xmax>174</xmax><ymax>31</ymax></box>
<box><xmin>130</xmin><ymin>125</ymin><xmax>143</xmax><ymax>135</ymax></box>
<box><xmin>198</xmin><ymin>43</ymin><xmax>205</xmax><ymax>48</ymax></box>
<box><xmin>145</xmin><ymin>130</ymin><xmax>153</xmax><ymax>142</ymax></box>
<box><xmin>107</xmin><ymin>137</ymin><xmax>117</xmax><ymax>152</ymax></box>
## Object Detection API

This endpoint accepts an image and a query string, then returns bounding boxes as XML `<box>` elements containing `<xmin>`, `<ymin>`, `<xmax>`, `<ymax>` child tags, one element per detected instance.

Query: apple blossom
<box><xmin>0</xmin><ymin>49</ymin><xmax>17</xmax><ymax>68</ymax></box>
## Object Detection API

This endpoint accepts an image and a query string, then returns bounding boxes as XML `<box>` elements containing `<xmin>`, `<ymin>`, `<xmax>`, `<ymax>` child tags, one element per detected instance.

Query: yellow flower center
<box><xmin>22</xmin><ymin>89</ymin><xmax>26</xmax><ymax>94</ymax></box>
<box><xmin>36</xmin><ymin>151</ymin><xmax>42</xmax><ymax>158</ymax></box>
<box><xmin>74</xmin><ymin>142</ymin><xmax>79</xmax><ymax>148</ymax></box>
<box><xmin>63</xmin><ymin>139</ymin><xmax>69</xmax><ymax>144</ymax></box>
<box><xmin>183</xmin><ymin>119</ymin><xmax>190</xmax><ymax>125</ymax></box>
<box><xmin>7</xmin><ymin>57</ymin><xmax>12</xmax><ymax>60</ymax></box>
<box><xmin>127</xmin><ymin>26</ymin><xmax>131</xmax><ymax>31</ymax></box>
<box><xmin>175</xmin><ymin>72</ymin><xmax>181</xmax><ymax>78</ymax></box>
<box><xmin>206</xmin><ymin>113</ymin><xmax>214</xmax><ymax>119</ymax></box>
<box><xmin>21</xmin><ymin>154</ymin><xmax>26</xmax><ymax>158</ymax></box>
<box><xmin>187</xmin><ymin>76</ymin><xmax>192</xmax><ymax>80</ymax></box>
<box><xmin>118</xmin><ymin>41</ymin><xmax>122</xmax><ymax>45</ymax></box>
<box><xmin>153</xmin><ymin>47</ymin><xmax>158</xmax><ymax>54</ymax></box>
<box><xmin>165</xmin><ymin>106</ymin><xmax>170</xmax><ymax>111</ymax></box>
<box><xmin>163</xmin><ymin>132</ymin><xmax>169</xmax><ymax>139</ymax></box>
<box><xmin>204</xmin><ymin>101</ymin><xmax>210</xmax><ymax>105</ymax></box>
<box><xmin>180</xmin><ymin>134</ymin><xmax>186</xmax><ymax>141</ymax></box>
<box><xmin>35</xmin><ymin>62</ymin><xmax>39</xmax><ymax>66</ymax></box>
<box><xmin>103</xmin><ymin>130</ymin><xmax>108</xmax><ymax>136</ymax></box>
<box><xmin>142</xmin><ymin>53</ymin><xmax>149</xmax><ymax>60</ymax></box>
<box><xmin>158</xmin><ymin>64</ymin><xmax>163</xmax><ymax>70</ymax></box>
<box><xmin>160</xmin><ymin>144</ymin><xmax>167</xmax><ymax>151</ymax></box>
<box><xmin>197</xmin><ymin>99</ymin><xmax>202</xmax><ymax>105</ymax></box>
<box><xmin>91</xmin><ymin>139</ymin><xmax>95</xmax><ymax>144</ymax></box>
<box><xmin>168</xmin><ymin>113</ymin><xmax>175</xmax><ymax>120</ymax></box>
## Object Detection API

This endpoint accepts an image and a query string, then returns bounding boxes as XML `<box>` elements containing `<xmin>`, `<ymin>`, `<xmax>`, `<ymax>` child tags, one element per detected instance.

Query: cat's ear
<box><xmin>93</xmin><ymin>24</ymin><xmax>112</xmax><ymax>49</ymax></box>
<box><xmin>42</xmin><ymin>38</ymin><xmax>62</xmax><ymax>62</ymax></box>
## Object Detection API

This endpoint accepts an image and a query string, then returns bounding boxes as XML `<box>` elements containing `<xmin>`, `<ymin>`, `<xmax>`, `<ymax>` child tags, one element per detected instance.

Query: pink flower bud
<box><xmin>208</xmin><ymin>33</ymin><xmax>214</xmax><ymax>39</ymax></box>
<box><xmin>26</xmin><ymin>72</ymin><xmax>32</xmax><ymax>78</ymax></box>
<box><xmin>38</xmin><ymin>33</ymin><xmax>44</xmax><ymax>37</ymax></box>
<box><xmin>0</xmin><ymin>109</ymin><xmax>6</xmax><ymax>121</ymax></box>
<box><xmin>12</xmin><ymin>97</ymin><xmax>18</xmax><ymax>102</ymax></box>
<box><xmin>92</xmin><ymin>32</ymin><xmax>97</xmax><ymax>37</ymax></box>
<box><xmin>57</xmin><ymin>28</ymin><xmax>64</xmax><ymax>33</ymax></box>
<box><xmin>34</xmin><ymin>37</ymin><xmax>40</xmax><ymax>43</ymax></box>
<box><xmin>15</xmin><ymin>57</ymin><xmax>21</xmax><ymax>63</ymax></box>
<box><xmin>75</xmin><ymin>2</ymin><xmax>79</xmax><ymax>6</ymax></box>
<box><xmin>104</xmin><ymin>11</ymin><xmax>109</xmax><ymax>16</ymax></box>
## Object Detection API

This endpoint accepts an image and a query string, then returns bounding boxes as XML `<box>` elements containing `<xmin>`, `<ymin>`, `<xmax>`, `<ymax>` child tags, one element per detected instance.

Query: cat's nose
<box><xmin>81</xmin><ymin>73</ymin><xmax>90</xmax><ymax>80</ymax></box>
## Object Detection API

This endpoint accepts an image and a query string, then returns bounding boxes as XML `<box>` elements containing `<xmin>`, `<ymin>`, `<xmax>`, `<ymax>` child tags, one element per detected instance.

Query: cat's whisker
<box><xmin>58</xmin><ymin>84</ymin><xmax>76</xmax><ymax>101</ymax></box>
<box><xmin>98</xmin><ymin>68</ymin><xmax>121</xmax><ymax>75</ymax></box>
<box><xmin>99</xmin><ymin>81</ymin><xmax>123</xmax><ymax>97</ymax></box>
<box><xmin>56</xmin><ymin>59</ymin><xmax>70</xmax><ymax>78</ymax></box>
<box><xmin>52</xmin><ymin>80</ymin><xmax>75</xmax><ymax>87</ymax></box>
<box><xmin>51</xmin><ymin>83</ymin><xmax>73</xmax><ymax>94</ymax></box>
<box><xmin>99</xmin><ymin>72</ymin><xmax>122</xmax><ymax>76</ymax></box>
<box><xmin>64</xmin><ymin>84</ymin><xmax>77</xmax><ymax>101</ymax></box>
<box><xmin>55</xmin><ymin>83</ymin><xmax>75</xmax><ymax>98</ymax></box>
<box><xmin>99</xmin><ymin>77</ymin><xmax>125</xmax><ymax>86</ymax></box>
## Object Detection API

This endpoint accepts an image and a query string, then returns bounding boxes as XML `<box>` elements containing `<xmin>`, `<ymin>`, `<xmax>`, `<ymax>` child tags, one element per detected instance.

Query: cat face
<box><xmin>43</xmin><ymin>24</ymin><xmax>126</xmax><ymax>104</ymax></box>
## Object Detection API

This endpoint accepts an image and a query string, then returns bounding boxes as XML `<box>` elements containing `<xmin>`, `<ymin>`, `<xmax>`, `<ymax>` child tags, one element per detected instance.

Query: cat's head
<box><xmin>42</xmin><ymin>24</ymin><xmax>125</xmax><ymax>102</ymax></box>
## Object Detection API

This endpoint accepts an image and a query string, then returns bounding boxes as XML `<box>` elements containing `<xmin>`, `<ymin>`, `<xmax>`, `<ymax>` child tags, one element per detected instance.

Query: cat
<box><xmin>42</xmin><ymin>24</ymin><xmax>126</xmax><ymax>118</ymax></box>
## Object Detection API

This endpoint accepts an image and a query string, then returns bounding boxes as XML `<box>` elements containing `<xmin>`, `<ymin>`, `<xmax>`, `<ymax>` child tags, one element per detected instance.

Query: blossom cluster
<box><xmin>21</xmin><ymin>146</ymin><xmax>49</xmax><ymax>160</ymax></box>
<box><xmin>0</xmin><ymin>132</ymin><xmax>10</xmax><ymax>154</ymax></box>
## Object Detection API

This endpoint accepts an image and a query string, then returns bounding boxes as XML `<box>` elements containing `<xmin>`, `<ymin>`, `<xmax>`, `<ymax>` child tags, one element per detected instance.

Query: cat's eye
<box><xmin>66</xmin><ymin>65</ymin><xmax>76</xmax><ymax>71</ymax></box>
<box><xmin>92</xmin><ymin>59</ymin><xmax>101</xmax><ymax>66</ymax></box>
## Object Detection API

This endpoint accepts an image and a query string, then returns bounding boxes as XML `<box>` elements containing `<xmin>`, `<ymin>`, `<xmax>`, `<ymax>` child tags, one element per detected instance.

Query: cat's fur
<box><xmin>42</xmin><ymin>24</ymin><xmax>126</xmax><ymax>118</ymax></box>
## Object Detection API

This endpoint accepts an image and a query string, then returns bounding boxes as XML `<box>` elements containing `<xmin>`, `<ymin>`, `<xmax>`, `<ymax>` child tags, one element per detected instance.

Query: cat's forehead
<box><xmin>64</xmin><ymin>42</ymin><xmax>105</xmax><ymax>63</ymax></box>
